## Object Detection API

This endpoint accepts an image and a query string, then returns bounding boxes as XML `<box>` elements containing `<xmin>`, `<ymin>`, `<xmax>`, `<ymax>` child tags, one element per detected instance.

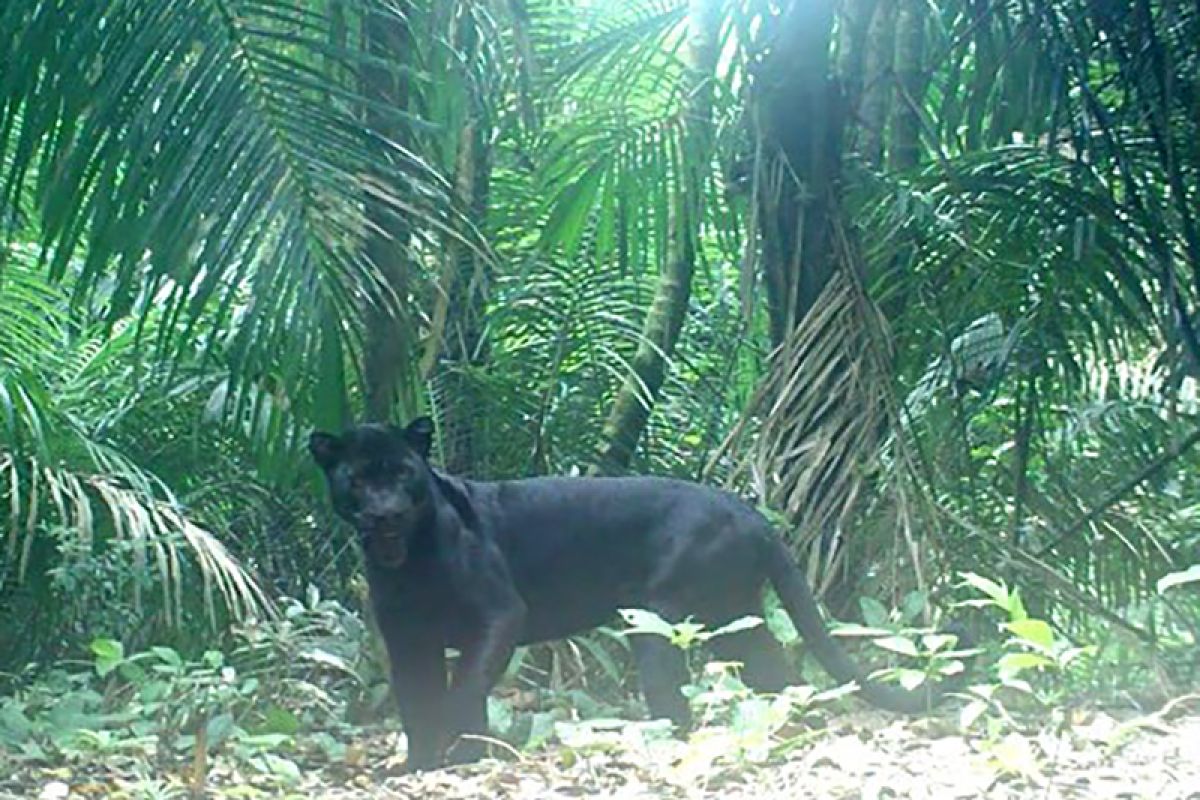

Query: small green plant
<box><xmin>0</xmin><ymin>587</ymin><xmax>379</xmax><ymax>790</ymax></box>
<box><xmin>830</xmin><ymin>590</ymin><xmax>973</xmax><ymax>693</ymax></box>
<box><xmin>618</xmin><ymin>608</ymin><xmax>765</xmax><ymax>651</ymax></box>
<box><xmin>610</xmin><ymin>607</ymin><xmax>845</xmax><ymax>771</ymax></box>
<box><xmin>955</xmin><ymin>572</ymin><xmax>1094</xmax><ymax>729</ymax></box>
<box><xmin>88</xmin><ymin>638</ymin><xmax>259</xmax><ymax>759</ymax></box>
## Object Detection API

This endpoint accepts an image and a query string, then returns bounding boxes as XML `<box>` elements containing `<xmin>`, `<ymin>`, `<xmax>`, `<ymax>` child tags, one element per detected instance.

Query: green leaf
<box><xmin>240</xmin><ymin>733</ymin><xmax>292</xmax><ymax>751</ymax></box>
<box><xmin>259</xmin><ymin>706</ymin><xmax>300</xmax><ymax>736</ymax></box>
<box><xmin>670</xmin><ymin>621</ymin><xmax>706</xmax><ymax>649</ymax></box>
<box><xmin>937</xmin><ymin>660</ymin><xmax>966</xmax><ymax>677</ymax></box>
<box><xmin>957</xmin><ymin>572</ymin><xmax>1010</xmax><ymax>607</ymax></box>
<box><xmin>900</xmin><ymin>590</ymin><xmax>928</xmax><ymax>623</ymax></box>
<box><xmin>618</xmin><ymin>608</ymin><xmax>677</xmax><ymax>640</ymax></box>
<box><xmin>921</xmin><ymin>633</ymin><xmax>958</xmax><ymax>653</ymax></box>
<box><xmin>871</xmin><ymin>636</ymin><xmax>920</xmax><ymax>657</ymax></box>
<box><xmin>1157</xmin><ymin>564</ymin><xmax>1200</xmax><ymax>594</ymax></box>
<box><xmin>766</xmin><ymin>606</ymin><xmax>799</xmax><ymax>645</ymax></box>
<box><xmin>539</xmin><ymin>159</ymin><xmax>607</xmax><ymax>257</ymax></box>
<box><xmin>487</xmin><ymin>696</ymin><xmax>515</xmax><ymax>736</ymax></box>
<box><xmin>710</xmin><ymin>615</ymin><xmax>764</xmax><ymax>639</ymax></box>
<box><xmin>0</xmin><ymin>703</ymin><xmax>32</xmax><ymax>744</ymax></box>
<box><xmin>90</xmin><ymin>638</ymin><xmax>125</xmax><ymax>677</ymax></box>
<box><xmin>1003</xmin><ymin>619</ymin><xmax>1055</xmax><ymax>651</ymax></box>
<box><xmin>997</xmin><ymin>652</ymin><xmax>1053</xmax><ymax>680</ymax></box>
<box><xmin>261</xmin><ymin>754</ymin><xmax>302</xmax><ymax>784</ymax></box>
<box><xmin>896</xmin><ymin>668</ymin><xmax>927</xmax><ymax>691</ymax></box>
<box><xmin>206</xmin><ymin>713</ymin><xmax>237</xmax><ymax>747</ymax></box>
<box><xmin>830</xmin><ymin>623</ymin><xmax>894</xmax><ymax>638</ymax></box>
<box><xmin>150</xmin><ymin>647</ymin><xmax>183</xmax><ymax>668</ymax></box>
<box><xmin>859</xmin><ymin>596</ymin><xmax>890</xmax><ymax>627</ymax></box>
<box><xmin>960</xmin><ymin>699</ymin><xmax>989</xmax><ymax>729</ymax></box>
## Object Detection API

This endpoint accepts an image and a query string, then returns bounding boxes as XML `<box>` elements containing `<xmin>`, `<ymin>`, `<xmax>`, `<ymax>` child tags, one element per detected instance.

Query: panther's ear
<box><xmin>308</xmin><ymin>432</ymin><xmax>344</xmax><ymax>470</ymax></box>
<box><xmin>403</xmin><ymin>416</ymin><xmax>435</xmax><ymax>459</ymax></box>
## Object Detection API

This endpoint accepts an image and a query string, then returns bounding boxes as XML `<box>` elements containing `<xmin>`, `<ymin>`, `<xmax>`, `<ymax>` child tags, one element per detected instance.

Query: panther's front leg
<box><xmin>441</xmin><ymin>537</ymin><xmax>525</xmax><ymax>762</ymax></box>
<box><xmin>444</xmin><ymin>600</ymin><xmax>526</xmax><ymax>763</ymax></box>
<box><xmin>385</xmin><ymin>630</ymin><xmax>449</xmax><ymax>772</ymax></box>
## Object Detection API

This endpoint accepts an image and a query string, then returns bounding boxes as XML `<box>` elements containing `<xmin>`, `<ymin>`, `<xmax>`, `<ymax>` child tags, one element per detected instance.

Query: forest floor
<box><xmin>3</xmin><ymin>696</ymin><xmax>1198</xmax><ymax>800</ymax></box>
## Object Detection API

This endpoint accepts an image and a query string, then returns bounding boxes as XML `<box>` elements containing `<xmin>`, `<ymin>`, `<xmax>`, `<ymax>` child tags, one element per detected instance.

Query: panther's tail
<box><xmin>764</xmin><ymin>538</ymin><xmax>971</xmax><ymax>714</ymax></box>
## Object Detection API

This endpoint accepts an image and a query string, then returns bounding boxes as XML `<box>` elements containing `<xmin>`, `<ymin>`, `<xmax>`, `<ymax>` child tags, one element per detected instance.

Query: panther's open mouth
<box><xmin>365</xmin><ymin>532</ymin><xmax>408</xmax><ymax>567</ymax></box>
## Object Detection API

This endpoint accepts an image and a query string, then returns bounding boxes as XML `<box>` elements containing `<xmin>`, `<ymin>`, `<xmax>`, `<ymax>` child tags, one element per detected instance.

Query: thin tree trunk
<box><xmin>506</xmin><ymin>0</ymin><xmax>540</xmax><ymax>133</ymax></box>
<box><xmin>755</xmin><ymin>0</ymin><xmax>840</xmax><ymax>345</ymax></box>
<box><xmin>835</xmin><ymin>0</ymin><xmax>877</xmax><ymax>110</ymax></box>
<box><xmin>888</xmin><ymin>0</ymin><xmax>927</xmax><ymax>171</ymax></box>
<box><xmin>362</xmin><ymin>3</ymin><xmax>416</xmax><ymax>422</ymax></box>
<box><xmin>965</xmin><ymin>0</ymin><xmax>995</xmax><ymax>151</ymax></box>
<box><xmin>591</xmin><ymin>0</ymin><xmax>721</xmax><ymax>474</ymax></box>
<box><xmin>423</xmin><ymin>4</ymin><xmax>494</xmax><ymax>476</ymax></box>
<box><xmin>857</xmin><ymin>0</ymin><xmax>894</xmax><ymax>169</ymax></box>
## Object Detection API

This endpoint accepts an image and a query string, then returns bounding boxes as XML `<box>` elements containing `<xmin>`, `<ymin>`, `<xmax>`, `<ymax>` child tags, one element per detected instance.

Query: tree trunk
<box><xmin>857</xmin><ymin>0</ymin><xmax>893</xmax><ymax>168</ymax></box>
<box><xmin>835</xmin><ymin>0</ymin><xmax>877</xmax><ymax>110</ymax></box>
<box><xmin>590</xmin><ymin>0</ymin><xmax>721</xmax><ymax>474</ymax></box>
<box><xmin>422</xmin><ymin>5</ymin><xmax>494</xmax><ymax>476</ymax></box>
<box><xmin>506</xmin><ymin>0</ymin><xmax>540</xmax><ymax>133</ymax></box>
<box><xmin>755</xmin><ymin>0</ymin><xmax>841</xmax><ymax>346</ymax></box>
<box><xmin>888</xmin><ymin>0</ymin><xmax>927</xmax><ymax>171</ymax></box>
<box><xmin>362</xmin><ymin>3</ymin><xmax>417</xmax><ymax>422</ymax></box>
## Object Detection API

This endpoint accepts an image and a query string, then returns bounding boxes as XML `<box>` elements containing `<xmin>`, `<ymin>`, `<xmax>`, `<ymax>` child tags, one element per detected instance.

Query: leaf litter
<box><xmin>2</xmin><ymin>702</ymin><xmax>1198</xmax><ymax>799</ymax></box>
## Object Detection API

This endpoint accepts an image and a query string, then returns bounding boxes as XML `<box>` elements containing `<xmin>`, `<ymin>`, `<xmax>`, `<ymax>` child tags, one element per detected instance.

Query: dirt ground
<box><xmin>4</xmin><ymin>701</ymin><xmax>1198</xmax><ymax>799</ymax></box>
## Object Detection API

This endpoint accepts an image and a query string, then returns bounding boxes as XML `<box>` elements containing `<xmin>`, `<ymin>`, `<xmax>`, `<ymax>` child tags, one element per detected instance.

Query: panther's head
<box><xmin>308</xmin><ymin>417</ymin><xmax>436</xmax><ymax>568</ymax></box>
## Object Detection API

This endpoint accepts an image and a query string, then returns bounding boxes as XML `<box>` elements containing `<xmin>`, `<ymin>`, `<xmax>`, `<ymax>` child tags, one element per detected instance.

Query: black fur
<box><xmin>310</xmin><ymin>419</ymin><xmax>966</xmax><ymax>771</ymax></box>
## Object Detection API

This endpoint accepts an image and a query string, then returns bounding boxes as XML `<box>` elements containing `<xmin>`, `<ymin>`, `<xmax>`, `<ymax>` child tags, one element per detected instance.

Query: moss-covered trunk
<box><xmin>755</xmin><ymin>0</ymin><xmax>841</xmax><ymax>346</ymax></box>
<box><xmin>361</xmin><ymin>3</ymin><xmax>417</xmax><ymax>422</ymax></box>
<box><xmin>591</xmin><ymin>0</ymin><xmax>721</xmax><ymax>474</ymax></box>
<box><xmin>888</xmin><ymin>0</ymin><xmax>927</xmax><ymax>171</ymax></box>
<box><xmin>856</xmin><ymin>0</ymin><xmax>893</xmax><ymax>169</ymax></box>
<box><xmin>423</xmin><ymin>5</ymin><xmax>494</xmax><ymax>476</ymax></box>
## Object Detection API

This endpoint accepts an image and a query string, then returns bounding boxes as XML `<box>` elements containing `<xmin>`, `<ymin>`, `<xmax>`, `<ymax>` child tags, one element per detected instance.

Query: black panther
<box><xmin>310</xmin><ymin>418</ymin><xmax>967</xmax><ymax>771</ymax></box>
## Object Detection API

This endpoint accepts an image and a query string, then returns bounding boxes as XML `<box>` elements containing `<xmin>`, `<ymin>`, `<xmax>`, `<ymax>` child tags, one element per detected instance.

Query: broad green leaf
<box><xmin>957</xmin><ymin>572</ymin><xmax>1010</xmax><ymax>607</ymax></box>
<box><xmin>1157</xmin><ymin>564</ymin><xmax>1200</xmax><ymax>594</ymax></box>
<box><xmin>830</xmin><ymin>623</ymin><xmax>894</xmax><ymax>638</ymax></box>
<box><xmin>618</xmin><ymin>608</ymin><xmax>677</xmax><ymax>640</ymax></box>
<box><xmin>206</xmin><ymin>713</ymin><xmax>237</xmax><ymax>747</ymax></box>
<box><xmin>710</xmin><ymin>615</ymin><xmax>764</xmax><ymax>638</ymax></box>
<box><xmin>900</xmin><ymin>591</ymin><xmax>928</xmax><ymax>623</ymax></box>
<box><xmin>90</xmin><ymin>639</ymin><xmax>124</xmax><ymax>677</ymax></box>
<box><xmin>259</xmin><ymin>706</ymin><xmax>300</xmax><ymax>736</ymax></box>
<box><xmin>921</xmin><ymin>633</ymin><xmax>957</xmax><ymax>653</ymax></box>
<box><xmin>997</xmin><ymin>652</ymin><xmax>1052</xmax><ymax>680</ymax></box>
<box><xmin>1003</xmin><ymin>619</ymin><xmax>1055</xmax><ymax>651</ymax></box>
<box><xmin>766</xmin><ymin>606</ymin><xmax>799</xmax><ymax>645</ymax></box>
<box><xmin>937</xmin><ymin>660</ymin><xmax>966</xmax><ymax>676</ymax></box>
<box><xmin>859</xmin><ymin>596</ymin><xmax>890</xmax><ymax>627</ymax></box>
<box><xmin>260</xmin><ymin>754</ymin><xmax>302</xmax><ymax>784</ymax></box>
<box><xmin>960</xmin><ymin>699</ymin><xmax>989</xmax><ymax>729</ymax></box>
<box><xmin>896</xmin><ymin>668</ymin><xmax>928</xmax><ymax>691</ymax></box>
<box><xmin>150</xmin><ymin>647</ymin><xmax>183</xmax><ymax>668</ymax></box>
<box><xmin>871</xmin><ymin>636</ymin><xmax>920</xmax><ymax>657</ymax></box>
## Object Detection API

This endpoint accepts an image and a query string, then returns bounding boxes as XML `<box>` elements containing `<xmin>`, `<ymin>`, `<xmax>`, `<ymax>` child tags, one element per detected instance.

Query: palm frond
<box><xmin>711</xmin><ymin>261</ymin><xmax>933</xmax><ymax>600</ymax></box>
<box><xmin>0</xmin><ymin>249</ymin><xmax>272</xmax><ymax>634</ymax></box>
<box><xmin>0</xmin><ymin>0</ymin><xmax>458</xmax><ymax>422</ymax></box>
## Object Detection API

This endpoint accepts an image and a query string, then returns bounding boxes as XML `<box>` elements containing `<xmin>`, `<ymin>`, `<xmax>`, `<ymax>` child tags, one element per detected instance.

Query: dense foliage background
<box><xmin>1</xmin><ymin>0</ymin><xmax>1197</xmax><ymax>703</ymax></box>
